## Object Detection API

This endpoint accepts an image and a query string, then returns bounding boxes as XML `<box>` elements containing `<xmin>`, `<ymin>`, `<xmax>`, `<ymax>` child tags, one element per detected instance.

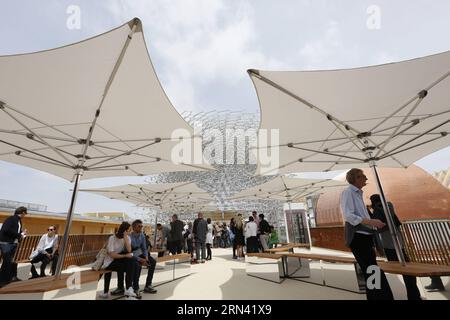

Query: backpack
<box><xmin>91</xmin><ymin>242</ymin><xmax>108</xmax><ymax>271</ymax></box>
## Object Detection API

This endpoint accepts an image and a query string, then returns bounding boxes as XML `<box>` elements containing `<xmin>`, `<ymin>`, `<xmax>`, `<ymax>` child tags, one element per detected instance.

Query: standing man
<box><xmin>341</xmin><ymin>168</ymin><xmax>394</xmax><ymax>300</ymax></box>
<box><xmin>169</xmin><ymin>214</ymin><xmax>184</xmax><ymax>254</ymax></box>
<box><xmin>0</xmin><ymin>206</ymin><xmax>28</xmax><ymax>287</ymax></box>
<box><xmin>258</xmin><ymin>214</ymin><xmax>271</xmax><ymax>252</ymax></box>
<box><xmin>156</xmin><ymin>223</ymin><xmax>169</xmax><ymax>257</ymax></box>
<box><xmin>192</xmin><ymin>213</ymin><xmax>207</xmax><ymax>263</ymax></box>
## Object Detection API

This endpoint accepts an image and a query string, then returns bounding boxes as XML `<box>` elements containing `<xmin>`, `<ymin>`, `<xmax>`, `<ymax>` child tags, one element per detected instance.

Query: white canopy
<box><xmin>80</xmin><ymin>181</ymin><xmax>213</xmax><ymax>208</ymax></box>
<box><xmin>0</xmin><ymin>18</ymin><xmax>209</xmax><ymax>181</ymax></box>
<box><xmin>229</xmin><ymin>176</ymin><xmax>345</xmax><ymax>202</ymax></box>
<box><xmin>249</xmin><ymin>51</ymin><xmax>450</xmax><ymax>175</ymax></box>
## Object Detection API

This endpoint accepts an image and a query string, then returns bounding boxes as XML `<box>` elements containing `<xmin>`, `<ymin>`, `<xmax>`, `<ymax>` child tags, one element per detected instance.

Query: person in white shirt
<box><xmin>29</xmin><ymin>226</ymin><xmax>58</xmax><ymax>279</ymax></box>
<box><xmin>341</xmin><ymin>168</ymin><xmax>393</xmax><ymax>300</ymax></box>
<box><xmin>99</xmin><ymin>221</ymin><xmax>136</xmax><ymax>299</ymax></box>
<box><xmin>245</xmin><ymin>216</ymin><xmax>258</xmax><ymax>253</ymax></box>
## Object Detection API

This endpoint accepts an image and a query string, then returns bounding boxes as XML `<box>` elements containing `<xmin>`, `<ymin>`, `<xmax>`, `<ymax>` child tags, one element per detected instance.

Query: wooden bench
<box><xmin>0</xmin><ymin>269</ymin><xmax>111</xmax><ymax>299</ymax></box>
<box><xmin>245</xmin><ymin>250</ymin><xmax>366</xmax><ymax>293</ymax></box>
<box><xmin>0</xmin><ymin>253</ymin><xmax>193</xmax><ymax>298</ymax></box>
<box><xmin>245</xmin><ymin>253</ymin><xmax>285</xmax><ymax>283</ymax></box>
<box><xmin>378</xmin><ymin>261</ymin><xmax>450</xmax><ymax>277</ymax></box>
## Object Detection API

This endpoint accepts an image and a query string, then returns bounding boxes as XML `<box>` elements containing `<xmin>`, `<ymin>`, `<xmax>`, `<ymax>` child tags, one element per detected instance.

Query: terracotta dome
<box><xmin>315</xmin><ymin>165</ymin><xmax>450</xmax><ymax>226</ymax></box>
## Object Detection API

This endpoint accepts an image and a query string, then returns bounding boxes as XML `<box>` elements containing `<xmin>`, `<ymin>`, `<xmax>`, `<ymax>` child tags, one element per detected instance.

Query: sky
<box><xmin>0</xmin><ymin>0</ymin><xmax>450</xmax><ymax>216</ymax></box>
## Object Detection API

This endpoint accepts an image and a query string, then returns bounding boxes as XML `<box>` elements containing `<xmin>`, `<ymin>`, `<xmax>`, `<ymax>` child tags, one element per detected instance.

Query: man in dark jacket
<box><xmin>0</xmin><ymin>206</ymin><xmax>28</xmax><ymax>287</ymax></box>
<box><xmin>192</xmin><ymin>213</ymin><xmax>207</xmax><ymax>263</ymax></box>
<box><xmin>168</xmin><ymin>214</ymin><xmax>184</xmax><ymax>254</ymax></box>
<box><xmin>258</xmin><ymin>214</ymin><xmax>271</xmax><ymax>251</ymax></box>
<box><xmin>370</xmin><ymin>194</ymin><xmax>422</xmax><ymax>300</ymax></box>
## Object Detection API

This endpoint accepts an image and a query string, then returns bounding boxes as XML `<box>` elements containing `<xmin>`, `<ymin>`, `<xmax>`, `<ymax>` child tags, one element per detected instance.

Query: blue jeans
<box><xmin>0</xmin><ymin>243</ymin><xmax>18</xmax><ymax>284</ymax></box>
<box><xmin>132</xmin><ymin>255</ymin><xmax>156</xmax><ymax>290</ymax></box>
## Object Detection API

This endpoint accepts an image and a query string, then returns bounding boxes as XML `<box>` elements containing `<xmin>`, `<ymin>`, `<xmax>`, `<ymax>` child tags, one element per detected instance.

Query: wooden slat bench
<box><xmin>0</xmin><ymin>270</ymin><xmax>111</xmax><ymax>294</ymax></box>
<box><xmin>245</xmin><ymin>252</ymin><xmax>285</xmax><ymax>283</ymax></box>
<box><xmin>378</xmin><ymin>261</ymin><xmax>450</xmax><ymax>277</ymax></box>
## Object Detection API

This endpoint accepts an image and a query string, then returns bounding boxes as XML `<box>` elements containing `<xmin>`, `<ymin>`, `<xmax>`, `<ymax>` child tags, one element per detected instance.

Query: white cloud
<box><xmin>105</xmin><ymin>0</ymin><xmax>282</xmax><ymax>110</ymax></box>
<box><xmin>298</xmin><ymin>20</ymin><xmax>362</xmax><ymax>70</ymax></box>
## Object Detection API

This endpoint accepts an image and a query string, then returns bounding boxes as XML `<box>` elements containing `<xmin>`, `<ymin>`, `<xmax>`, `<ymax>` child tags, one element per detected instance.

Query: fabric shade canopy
<box><xmin>249</xmin><ymin>50</ymin><xmax>450</xmax><ymax>175</ymax></box>
<box><xmin>80</xmin><ymin>181</ymin><xmax>213</xmax><ymax>209</ymax></box>
<box><xmin>229</xmin><ymin>176</ymin><xmax>345</xmax><ymax>202</ymax></box>
<box><xmin>0</xmin><ymin>18</ymin><xmax>209</xmax><ymax>181</ymax></box>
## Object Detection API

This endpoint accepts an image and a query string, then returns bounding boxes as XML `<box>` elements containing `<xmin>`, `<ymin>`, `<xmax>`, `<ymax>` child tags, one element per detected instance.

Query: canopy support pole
<box><xmin>370</xmin><ymin>163</ymin><xmax>406</xmax><ymax>265</ymax></box>
<box><xmin>54</xmin><ymin>170</ymin><xmax>83</xmax><ymax>277</ymax></box>
<box><xmin>153</xmin><ymin>212</ymin><xmax>158</xmax><ymax>249</ymax></box>
<box><xmin>286</xmin><ymin>201</ymin><xmax>292</xmax><ymax>243</ymax></box>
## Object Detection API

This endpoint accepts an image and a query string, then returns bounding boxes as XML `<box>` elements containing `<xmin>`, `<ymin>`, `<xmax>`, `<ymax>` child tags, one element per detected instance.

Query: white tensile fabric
<box><xmin>228</xmin><ymin>176</ymin><xmax>346</xmax><ymax>202</ymax></box>
<box><xmin>249</xmin><ymin>51</ymin><xmax>450</xmax><ymax>175</ymax></box>
<box><xmin>80</xmin><ymin>182</ymin><xmax>213</xmax><ymax>208</ymax></box>
<box><xmin>0</xmin><ymin>18</ymin><xmax>209</xmax><ymax>181</ymax></box>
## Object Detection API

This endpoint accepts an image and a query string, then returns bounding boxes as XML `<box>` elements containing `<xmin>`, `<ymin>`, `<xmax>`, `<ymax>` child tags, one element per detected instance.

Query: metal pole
<box><xmin>54</xmin><ymin>170</ymin><xmax>83</xmax><ymax>277</ymax></box>
<box><xmin>286</xmin><ymin>201</ymin><xmax>292</xmax><ymax>243</ymax></box>
<box><xmin>370</xmin><ymin>163</ymin><xmax>406</xmax><ymax>265</ymax></box>
<box><xmin>304</xmin><ymin>206</ymin><xmax>313</xmax><ymax>247</ymax></box>
<box><xmin>153</xmin><ymin>211</ymin><xmax>158</xmax><ymax>248</ymax></box>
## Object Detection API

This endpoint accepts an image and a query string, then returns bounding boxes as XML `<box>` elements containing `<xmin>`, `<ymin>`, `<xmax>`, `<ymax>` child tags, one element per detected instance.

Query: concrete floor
<box><xmin>6</xmin><ymin>247</ymin><xmax>450</xmax><ymax>300</ymax></box>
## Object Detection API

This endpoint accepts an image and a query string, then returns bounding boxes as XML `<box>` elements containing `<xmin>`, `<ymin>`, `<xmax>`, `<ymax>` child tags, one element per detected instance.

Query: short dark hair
<box><xmin>252</xmin><ymin>211</ymin><xmax>257</xmax><ymax>215</ymax></box>
<box><xmin>132</xmin><ymin>219</ymin><xmax>143</xmax><ymax>227</ymax></box>
<box><xmin>207</xmin><ymin>218</ymin><xmax>211</xmax><ymax>224</ymax></box>
<box><xmin>157</xmin><ymin>223</ymin><xmax>162</xmax><ymax>227</ymax></box>
<box><xmin>249</xmin><ymin>216</ymin><xmax>254</xmax><ymax>222</ymax></box>
<box><xmin>259</xmin><ymin>214</ymin><xmax>264</xmax><ymax>219</ymax></box>
<box><xmin>15</xmin><ymin>206</ymin><xmax>27</xmax><ymax>215</ymax></box>
<box><xmin>172</xmin><ymin>214</ymin><xmax>178</xmax><ymax>219</ymax></box>
<box><xmin>370</xmin><ymin>194</ymin><xmax>382</xmax><ymax>205</ymax></box>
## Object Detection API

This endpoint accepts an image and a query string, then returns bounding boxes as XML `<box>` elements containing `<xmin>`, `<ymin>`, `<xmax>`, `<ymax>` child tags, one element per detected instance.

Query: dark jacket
<box><xmin>259</xmin><ymin>219</ymin><xmax>271</xmax><ymax>234</ymax></box>
<box><xmin>170</xmin><ymin>220</ymin><xmax>184</xmax><ymax>242</ymax></box>
<box><xmin>0</xmin><ymin>215</ymin><xmax>23</xmax><ymax>243</ymax></box>
<box><xmin>193</xmin><ymin>218</ymin><xmax>207</xmax><ymax>242</ymax></box>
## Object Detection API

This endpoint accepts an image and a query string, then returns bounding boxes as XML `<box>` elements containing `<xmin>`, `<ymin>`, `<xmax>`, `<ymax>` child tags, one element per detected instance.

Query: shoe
<box><xmin>201</xmin><ymin>260</ymin><xmax>205</xmax><ymax>263</ymax></box>
<box><xmin>134</xmin><ymin>290</ymin><xmax>142</xmax><ymax>299</ymax></box>
<box><xmin>232</xmin><ymin>256</ymin><xmax>237</xmax><ymax>260</ymax></box>
<box><xmin>110</xmin><ymin>288</ymin><xmax>125</xmax><ymax>296</ymax></box>
<box><xmin>124</xmin><ymin>287</ymin><xmax>137</xmax><ymax>298</ymax></box>
<box><xmin>98</xmin><ymin>292</ymin><xmax>110</xmax><ymax>299</ymax></box>
<box><xmin>143</xmin><ymin>285</ymin><xmax>157</xmax><ymax>294</ymax></box>
<box><xmin>191</xmin><ymin>259</ymin><xmax>198</xmax><ymax>264</ymax></box>
<box><xmin>425</xmin><ymin>284</ymin><xmax>445</xmax><ymax>292</ymax></box>
<box><xmin>10</xmin><ymin>277</ymin><xmax>22</xmax><ymax>282</ymax></box>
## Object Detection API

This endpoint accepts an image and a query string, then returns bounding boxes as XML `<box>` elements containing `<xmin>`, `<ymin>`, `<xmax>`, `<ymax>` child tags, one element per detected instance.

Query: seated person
<box><xmin>29</xmin><ymin>226</ymin><xmax>59</xmax><ymax>279</ymax></box>
<box><xmin>98</xmin><ymin>222</ymin><xmax>136</xmax><ymax>299</ymax></box>
<box><xmin>114</xmin><ymin>220</ymin><xmax>157</xmax><ymax>298</ymax></box>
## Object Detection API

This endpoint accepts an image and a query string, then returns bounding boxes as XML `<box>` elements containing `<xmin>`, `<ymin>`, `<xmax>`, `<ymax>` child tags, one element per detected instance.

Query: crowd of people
<box><xmin>0</xmin><ymin>183</ymin><xmax>446</xmax><ymax>300</ymax></box>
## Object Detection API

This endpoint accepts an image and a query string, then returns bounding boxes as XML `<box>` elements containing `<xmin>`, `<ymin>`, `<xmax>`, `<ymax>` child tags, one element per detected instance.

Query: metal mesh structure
<box><xmin>141</xmin><ymin>110</ymin><xmax>286</xmax><ymax>229</ymax></box>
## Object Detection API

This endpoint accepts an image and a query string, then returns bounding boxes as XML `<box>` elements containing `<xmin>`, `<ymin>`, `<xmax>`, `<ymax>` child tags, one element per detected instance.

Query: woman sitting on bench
<box><xmin>99</xmin><ymin>222</ymin><xmax>136</xmax><ymax>299</ymax></box>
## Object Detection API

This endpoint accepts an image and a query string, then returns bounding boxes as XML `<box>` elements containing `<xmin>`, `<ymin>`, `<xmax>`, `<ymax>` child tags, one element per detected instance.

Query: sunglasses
<box><xmin>48</xmin><ymin>229</ymin><xmax>55</xmax><ymax>231</ymax></box>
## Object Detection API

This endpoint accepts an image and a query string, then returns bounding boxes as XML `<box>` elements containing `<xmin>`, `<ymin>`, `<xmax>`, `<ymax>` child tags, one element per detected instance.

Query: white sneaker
<box><xmin>98</xmin><ymin>292</ymin><xmax>110</xmax><ymax>299</ymax></box>
<box><xmin>124</xmin><ymin>287</ymin><xmax>137</xmax><ymax>297</ymax></box>
<box><xmin>125</xmin><ymin>296</ymin><xmax>139</xmax><ymax>300</ymax></box>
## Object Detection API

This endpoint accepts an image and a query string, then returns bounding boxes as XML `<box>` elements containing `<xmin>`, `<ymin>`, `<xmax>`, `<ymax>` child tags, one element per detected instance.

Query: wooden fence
<box><xmin>13</xmin><ymin>234</ymin><xmax>111</xmax><ymax>270</ymax></box>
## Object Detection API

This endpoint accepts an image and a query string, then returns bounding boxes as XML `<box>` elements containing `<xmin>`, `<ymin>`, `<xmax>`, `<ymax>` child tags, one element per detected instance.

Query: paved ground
<box><xmin>9</xmin><ymin>247</ymin><xmax>450</xmax><ymax>300</ymax></box>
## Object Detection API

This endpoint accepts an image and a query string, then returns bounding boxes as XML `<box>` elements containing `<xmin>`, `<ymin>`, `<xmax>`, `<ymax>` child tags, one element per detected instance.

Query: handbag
<box><xmin>91</xmin><ymin>245</ymin><xmax>108</xmax><ymax>271</ymax></box>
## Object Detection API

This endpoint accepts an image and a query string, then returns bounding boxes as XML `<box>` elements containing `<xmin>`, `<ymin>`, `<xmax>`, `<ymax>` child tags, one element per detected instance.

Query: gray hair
<box><xmin>346</xmin><ymin>168</ymin><xmax>363</xmax><ymax>184</ymax></box>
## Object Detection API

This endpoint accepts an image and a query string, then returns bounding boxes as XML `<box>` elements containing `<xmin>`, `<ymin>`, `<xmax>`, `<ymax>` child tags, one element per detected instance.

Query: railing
<box><xmin>401</xmin><ymin>220</ymin><xmax>450</xmax><ymax>265</ymax></box>
<box><xmin>13</xmin><ymin>234</ymin><xmax>111</xmax><ymax>270</ymax></box>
